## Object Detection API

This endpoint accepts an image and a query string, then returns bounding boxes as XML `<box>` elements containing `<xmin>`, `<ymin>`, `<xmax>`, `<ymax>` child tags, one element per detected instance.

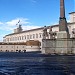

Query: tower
<box><xmin>59</xmin><ymin>0</ymin><xmax>68</xmax><ymax>31</ymax></box>
<box><xmin>57</xmin><ymin>0</ymin><xmax>70</xmax><ymax>38</ymax></box>
<box><xmin>14</xmin><ymin>20</ymin><xmax>23</xmax><ymax>33</ymax></box>
<box><xmin>55</xmin><ymin>0</ymin><xmax>70</xmax><ymax>54</ymax></box>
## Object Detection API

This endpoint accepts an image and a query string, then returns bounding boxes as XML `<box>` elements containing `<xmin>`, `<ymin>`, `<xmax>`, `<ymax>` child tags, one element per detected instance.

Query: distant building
<box><xmin>0</xmin><ymin>12</ymin><xmax>75</xmax><ymax>52</ymax></box>
<box><xmin>3</xmin><ymin>12</ymin><xmax>75</xmax><ymax>42</ymax></box>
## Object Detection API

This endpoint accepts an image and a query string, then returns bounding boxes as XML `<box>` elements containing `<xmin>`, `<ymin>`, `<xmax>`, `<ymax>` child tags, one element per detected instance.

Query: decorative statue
<box><xmin>49</xmin><ymin>26</ymin><xmax>56</xmax><ymax>39</ymax></box>
<box><xmin>49</xmin><ymin>26</ymin><xmax>52</xmax><ymax>32</ymax></box>
<box><xmin>72</xmin><ymin>28</ymin><xmax>75</xmax><ymax>38</ymax></box>
<box><xmin>43</xmin><ymin>26</ymin><xmax>48</xmax><ymax>39</ymax></box>
<box><xmin>49</xmin><ymin>26</ymin><xmax>53</xmax><ymax>39</ymax></box>
<box><xmin>72</xmin><ymin>28</ymin><xmax>75</xmax><ymax>34</ymax></box>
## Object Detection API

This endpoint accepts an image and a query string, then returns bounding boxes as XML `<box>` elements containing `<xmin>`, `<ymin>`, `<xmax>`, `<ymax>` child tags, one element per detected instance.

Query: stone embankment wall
<box><xmin>42</xmin><ymin>39</ymin><xmax>75</xmax><ymax>54</ymax></box>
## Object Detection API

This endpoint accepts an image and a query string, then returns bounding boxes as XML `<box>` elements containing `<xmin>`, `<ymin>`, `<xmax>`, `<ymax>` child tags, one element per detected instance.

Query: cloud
<box><xmin>0</xmin><ymin>18</ymin><xmax>32</xmax><ymax>31</ymax></box>
<box><xmin>0</xmin><ymin>17</ymin><xmax>41</xmax><ymax>41</ymax></box>
<box><xmin>6</xmin><ymin>18</ymin><xmax>30</xmax><ymax>26</ymax></box>
<box><xmin>22</xmin><ymin>25</ymin><xmax>40</xmax><ymax>30</ymax></box>
<box><xmin>5</xmin><ymin>18</ymin><xmax>40</xmax><ymax>31</ymax></box>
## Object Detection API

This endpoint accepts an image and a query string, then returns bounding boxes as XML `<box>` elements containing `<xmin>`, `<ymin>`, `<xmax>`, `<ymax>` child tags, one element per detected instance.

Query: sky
<box><xmin>0</xmin><ymin>0</ymin><xmax>74</xmax><ymax>41</ymax></box>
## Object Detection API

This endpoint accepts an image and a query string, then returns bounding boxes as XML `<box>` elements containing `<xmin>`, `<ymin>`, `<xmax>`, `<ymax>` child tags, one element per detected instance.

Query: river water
<box><xmin>0</xmin><ymin>52</ymin><xmax>75</xmax><ymax>75</ymax></box>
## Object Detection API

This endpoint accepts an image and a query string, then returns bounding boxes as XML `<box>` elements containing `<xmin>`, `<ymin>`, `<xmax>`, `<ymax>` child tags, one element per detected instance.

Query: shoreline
<box><xmin>0</xmin><ymin>52</ymin><xmax>75</xmax><ymax>58</ymax></box>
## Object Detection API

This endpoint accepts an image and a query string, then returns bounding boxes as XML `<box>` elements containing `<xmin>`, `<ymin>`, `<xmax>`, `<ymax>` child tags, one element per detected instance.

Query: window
<box><xmin>20</xmin><ymin>36</ymin><xmax>21</xmax><ymax>40</ymax></box>
<box><xmin>7</xmin><ymin>38</ymin><xmax>9</xmax><ymax>41</ymax></box>
<box><xmin>23</xmin><ymin>46</ymin><xmax>24</xmax><ymax>48</ymax></box>
<box><xmin>27</xmin><ymin>35</ymin><xmax>29</xmax><ymax>39</ymax></box>
<box><xmin>25</xmin><ymin>35</ymin><xmax>26</xmax><ymax>39</ymax></box>
<box><xmin>33</xmin><ymin>34</ymin><xmax>35</xmax><ymax>39</ymax></box>
<box><xmin>36</xmin><ymin>34</ymin><xmax>38</xmax><ymax>38</ymax></box>
<box><xmin>22</xmin><ymin>36</ymin><xmax>23</xmax><ymax>40</ymax></box>
<box><xmin>12</xmin><ymin>46</ymin><xmax>13</xmax><ymax>48</ymax></box>
<box><xmin>30</xmin><ymin>35</ymin><xmax>32</xmax><ymax>39</ymax></box>
<box><xmin>0</xmin><ymin>46</ymin><xmax>2</xmax><ymax>48</ymax></box>
<box><xmin>19</xmin><ymin>36</ymin><xmax>21</xmax><ymax>40</ymax></box>
<box><xmin>39</xmin><ymin>33</ymin><xmax>42</xmax><ymax>38</ymax></box>
<box><xmin>18</xmin><ymin>37</ymin><xmax>19</xmax><ymax>40</ymax></box>
<box><xmin>17</xmin><ymin>46</ymin><xmax>18</xmax><ymax>48</ymax></box>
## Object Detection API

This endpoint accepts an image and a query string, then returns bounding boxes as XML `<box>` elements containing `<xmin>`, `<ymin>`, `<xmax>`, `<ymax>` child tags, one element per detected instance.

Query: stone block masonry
<box><xmin>42</xmin><ymin>39</ymin><xmax>75</xmax><ymax>54</ymax></box>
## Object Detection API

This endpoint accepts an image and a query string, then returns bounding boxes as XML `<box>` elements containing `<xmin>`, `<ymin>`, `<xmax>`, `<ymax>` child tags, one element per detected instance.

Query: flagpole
<box><xmin>16</xmin><ymin>20</ymin><xmax>20</xmax><ymax>28</ymax></box>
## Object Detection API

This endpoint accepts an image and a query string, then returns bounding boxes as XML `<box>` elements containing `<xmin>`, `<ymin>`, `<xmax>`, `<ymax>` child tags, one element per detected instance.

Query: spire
<box><xmin>60</xmin><ymin>0</ymin><xmax>65</xmax><ymax>18</ymax></box>
<box><xmin>59</xmin><ymin>0</ymin><xmax>68</xmax><ymax>32</ymax></box>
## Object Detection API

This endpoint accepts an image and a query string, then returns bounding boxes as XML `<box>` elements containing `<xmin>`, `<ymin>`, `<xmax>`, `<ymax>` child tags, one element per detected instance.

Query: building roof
<box><xmin>4</xmin><ymin>24</ymin><xmax>59</xmax><ymax>37</ymax></box>
<box><xmin>4</xmin><ymin>22</ymin><xmax>75</xmax><ymax>37</ymax></box>
<box><xmin>4</xmin><ymin>27</ymin><xmax>43</xmax><ymax>37</ymax></box>
<box><xmin>69</xmin><ymin>12</ymin><xmax>75</xmax><ymax>14</ymax></box>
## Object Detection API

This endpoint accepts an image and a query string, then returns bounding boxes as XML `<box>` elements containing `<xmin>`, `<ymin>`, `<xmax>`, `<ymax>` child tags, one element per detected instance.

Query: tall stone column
<box><xmin>60</xmin><ymin>0</ymin><xmax>65</xmax><ymax>19</ymax></box>
<box><xmin>57</xmin><ymin>0</ymin><xmax>70</xmax><ymax>38</ymax></box>
<box><xmin>59</xmin><ymin>0</ymin><xmax>68</xmax><ymax>32</ymax></box>
<box><xmin>56</xmin><ymin>0</ymin><xmax>70</xmax><ymax>54</ymax></box>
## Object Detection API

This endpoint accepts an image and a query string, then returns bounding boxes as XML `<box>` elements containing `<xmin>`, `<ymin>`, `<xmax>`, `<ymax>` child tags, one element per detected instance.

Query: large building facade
<box><xmin>3</xmin><ymin>12</ymin><xmax>75</xmax><ymax>42</ymax></box>
<box><xmin>0</xmin><ymin>12</ymin><xmax>75</xmax><ymax>52</ymax></box>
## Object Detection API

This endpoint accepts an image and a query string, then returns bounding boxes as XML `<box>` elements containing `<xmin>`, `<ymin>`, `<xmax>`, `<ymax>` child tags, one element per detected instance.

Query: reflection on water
<box><xmin>0</xmin><ymin>53</ymin><xmax>75</xmax><ymax>75</ymax></box>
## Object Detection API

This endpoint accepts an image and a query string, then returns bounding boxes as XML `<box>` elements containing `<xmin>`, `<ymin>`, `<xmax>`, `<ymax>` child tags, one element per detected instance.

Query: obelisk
<box><xmin>57</xmin><ymin>0</ymin><xmax>70</xmax><ymax>38</ymax></box>
<box><xmin>55</xmin><ymin>0</ymin><xmax>70</xmax><ymax>54</ymax></box>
